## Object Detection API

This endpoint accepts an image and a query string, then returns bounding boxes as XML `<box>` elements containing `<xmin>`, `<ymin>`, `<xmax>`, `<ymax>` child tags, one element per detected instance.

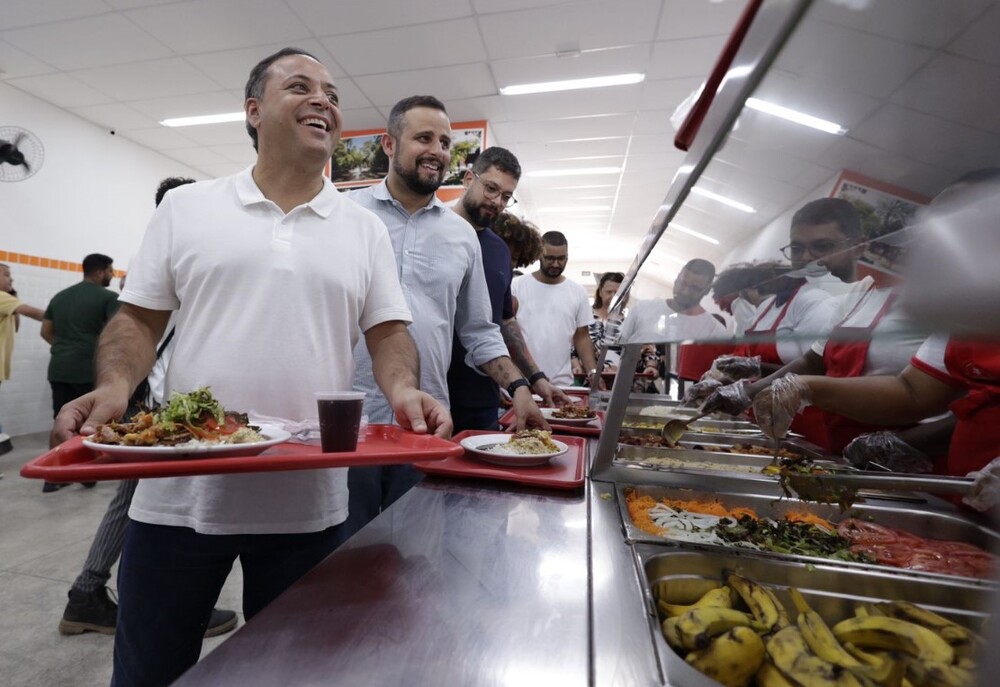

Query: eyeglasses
<box><xmin>779</xmin><ymin>238</ymin><xmax>853</xmax><ymax>260</ymax></box>
<box><xmin>542</xmin><ymin>254</ymin><xmax>568</xmax><ymax>263</ymax></box>
<box><xmin>473</xmin><ymin>172</ymin><xmax>517</xmax><ymax>207</ymax></box>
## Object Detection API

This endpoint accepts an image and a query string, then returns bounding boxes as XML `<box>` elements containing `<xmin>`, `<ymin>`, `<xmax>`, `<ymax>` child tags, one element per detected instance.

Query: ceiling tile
<box><xmin>646</xmin><ymin>36</ymin><xmax>728</xmax><ymax>80</ymax></box>
<box><xmin>890</xmin><ymin>53</ymin><xmax>1000</xmax><ymax>135</ymax></box>
<box><xmin>191</xmin><ymin>161</ymin><xmax>250</xmax><ymax>177</ymax></box>
<box><xmin>353</xmin><ymin>62</ymin><xmax>495</xmax><ymax>108</ymax></box>
<box><xmin>0</xmin><ymin>38</ymin><xmax>58</xmax><ymax>79</ymax></box>
<box><xmin>5</xmin><ymin>72</ymin><xmax>115</xmax><ymax>108</ymax></box>
<box><xmin>0</xmin><ymin>0</ymin><xmax>109</xmax><ymax>31</ymax></box>
<box><xmin>184</xmin><ymin>40</ymin><xmax>345</xmax><ymax>92</ymax></box>
<box><xmin>125</xmin><ymin>0</ymin><xmax>313</xmax><ymax>54</ymax></box>
<box><xmin>749</xmin><ymin>70</ymin><xmax>881</xmax><ymax>131</ymax></box>
<box><xmin>809</xmin><ymin>0</ymin><xmax>993</xmax><ymax>49</ymax></box>
<box><xmin>207</xmin><ymin>144</ymin><xmax>258</xmax><ymax>164</ymax></box>
<box><xmin>340</xmin><ymin>107</ymin><xmax>387</xmax><ymax>133</ymax></box>
<box><xmin>287</xmin><ymin>0</ymin><xmax>471</xmax><ymax>36</ymax></box>
<box><xmin>478</xmin><ymin>0</ymin><xmax>662</xmax><ymax>60</ymax></box>
<box><xmin>72</xmin><ymin>58</ymin><xmax>223</xmax><ymax>101</ymax></box>
<box><xmin>173</xmin><ymin>121</ymin><xmax>254</xmax><ymax>146</ymax></box>
<box><xmin>633</xmin><ymin>108</ymin><xmax>681</xmax><ymax>135</ymax></box>
<box><xmin>126</xmin><ymin>91</ymin><xmax>244</xmax><ymax>122</ymax></box>
<box><xmin>514</xmin><ymin>138</ymin><xmax>629</xmax><ymax>162</ymax></box>
<box><xmin>491</xmin><ymin>44</ymin><xmax>649</xmax><ymax>87</ymax></box>
<box><xmin>950</xmin><ymin>2</ymin><xmax>1000</xmax><ymax>66</ymax></box>
<box><xmin>499</xmin><ymin>85</ymin><xmax>641</xmax><ymax>123</ymax></box>
<box><xmin>119</xmin><ymin>126</ymin><xmax>200</xmax><ymax>150</ymax></box>
<box><xmin>167</xmin><ymin>146</ymin><xmax>231</xmax><ymax>166</ymax></box>
<box><xmin>68</xmin><ymin>103</ymin><xmax>158</xmax><ymax>130</ymax></box>
<box><xmin>657</xmin><ymin>0</ymin><xmax>747</xmax><ymax>40</ymax></box>
<box><xmin>493</xmin><ymin>113</ymin><xmax>635</xmax><ymax>144</ymax></box>
<box><xmin>322</xmin><ymin>18</ymin><xmax>486</xmax><ymax>76</ymax></box>
<box><xmin>440</xmin><ymin>95</ymin><xmax>510</xmax><ymax>128</ymax></box>
<box><xmin>2</xmin><ymin>13</ymin><xmax>173</xmax><ymax>70</ymax></box>
<box><xmin>638</xmin><ymin>76</ymin><xmax>703</xmax><ymax>111</ymax></box>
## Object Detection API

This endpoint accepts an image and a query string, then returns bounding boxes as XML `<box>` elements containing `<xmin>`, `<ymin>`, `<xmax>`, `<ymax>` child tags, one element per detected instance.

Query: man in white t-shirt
<box><xmin>52</xmin><ymin>48</ymin><xmax>450</xmax><ymax>687</ymax></box>
<box><xmin>511</xmin><ymin>231</ymin><xmax>598</xmax><ymax>386</ymax></box>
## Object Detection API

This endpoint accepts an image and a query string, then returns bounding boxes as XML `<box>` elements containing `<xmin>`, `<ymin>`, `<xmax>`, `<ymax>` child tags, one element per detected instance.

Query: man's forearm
<box><xmin>501</xmin><ymin>318</ymin><xmax>539</xmax><ymax>377</ymax></box>
<box><xmin>95</xmin><ymin>306</ymin><xmax>166</xmax><ymax>394</ymax></box>
<box><xmin>367</xmin><ymin>324</ymin><xmax>421</xmax><ymax>403</ymax></box>
<box><xmin>481</xmin><ymin>356</ymin><xmax>524</xmax><ymax>388</ymax></box>
<box><xmin>574</xmin><ymin>329</ymin><xmax>598</xmax><ymax>372</ymax></box>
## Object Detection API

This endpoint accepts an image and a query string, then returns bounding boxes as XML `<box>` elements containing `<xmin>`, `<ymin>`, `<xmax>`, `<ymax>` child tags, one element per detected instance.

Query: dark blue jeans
<box><xmin>341</xmin><ymin>464</ymin><xmax>423</xmax><ymax>541</ymax></box>
<box><xmin>111</xmin><ymin>520</ymin><xmax>347</xmax><ymax>687</ymax></box>
<box><xmin>450</xmin><ymin>404</ymin><xmax>501</xmax><ymax>434</ymax></box>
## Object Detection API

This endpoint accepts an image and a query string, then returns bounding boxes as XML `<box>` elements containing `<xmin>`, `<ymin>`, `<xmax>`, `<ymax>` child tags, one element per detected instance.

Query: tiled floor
<box><xmin>0</xmin><ymin>433</ymin><xmax>243</xmax><ymax>687</ymax></box>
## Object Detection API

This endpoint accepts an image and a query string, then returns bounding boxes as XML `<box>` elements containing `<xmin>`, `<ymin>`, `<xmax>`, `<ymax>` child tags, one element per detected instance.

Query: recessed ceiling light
<box><xmin>745</xmin><ymin>98</ymin><xmax>847</xmax><ymax>135</ymax></box>
<box><xmin>526</xmin><ymin>167</ymin><xmax>621</xmax><ymax>178</ymax></box>
<box><xmin>671</xmin><ymin>224</ymin><xmax>720</xmax><ymax>245</ymax></box>
<box><xmin>160</xmin><ymin>112</ymin><xmax>245</xmax><ymax>127</ymax></box>
<box><xmin>690</xmin><ymin>187</ymin><xmax>756</xmax><ymax>213</ymax></box>
<box><xmin>500</xmin><ymin>73</ymin><xmax>644</xmax><ymax>96</ymax></box>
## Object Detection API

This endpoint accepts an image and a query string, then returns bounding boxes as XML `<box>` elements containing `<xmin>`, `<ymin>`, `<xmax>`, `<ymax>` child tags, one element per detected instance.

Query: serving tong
<box><xmin>786</xmin><ymin>471</ymin><xmax>974</xmax><ymax>502</ymax></box>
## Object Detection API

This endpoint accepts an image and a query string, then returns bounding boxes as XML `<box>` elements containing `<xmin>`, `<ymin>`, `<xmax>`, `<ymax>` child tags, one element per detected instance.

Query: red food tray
<box><xmin>499</xmin><ymin>408</ymin><xmax>605</xmax><ymax>438</ymax></box>
<box><xmin>20</xmin><ymin>424</ymin><xmax>462</xmax><ymax>483</ymax></box>
<box><xmin>415</xmin><ymin>430</ymin><xmax>587</xmax><ymax>490</ymax></box>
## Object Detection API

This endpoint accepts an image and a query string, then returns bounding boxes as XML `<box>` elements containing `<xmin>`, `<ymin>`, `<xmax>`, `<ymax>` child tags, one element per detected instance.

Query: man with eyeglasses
<box><xmin>345</xmin><ymin>97</ymin><xmax>547</xmax><ymax>538</ymax></box>
<box><xmin>447</xmin><ymin>147</ymin><xmax>572</xmax><ymax>431</ymax></box>
<box><xmin>511</xmin><ymin>231</ymin><xmax>599</xmax><ymax>387</ymax></box>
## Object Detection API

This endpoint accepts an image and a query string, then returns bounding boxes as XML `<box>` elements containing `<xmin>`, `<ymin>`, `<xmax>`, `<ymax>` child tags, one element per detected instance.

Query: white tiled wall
<box><xmin>0</xmin><ymin>264</ymin><xmax>95</xmax><ymax>436</ymax></box>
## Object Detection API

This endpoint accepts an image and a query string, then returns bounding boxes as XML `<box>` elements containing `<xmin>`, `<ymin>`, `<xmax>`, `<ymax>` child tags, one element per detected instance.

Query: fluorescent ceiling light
<box><xmin>526</xmin><ymin>167</ymin><xmax>621</xmax><ymax>178</ymax></box>
<box><xmin>500</xmin><ymin>73</ymin><xmax>644</xmax><ymax>96</ymax></box>
<box><xmin>539</xmin><ymin>206</ymin><xmax>611</xmax><ymax>213</ymax></box>
<box><xmin>160</xmin><ymin>111</ymin><xmax>245</xmax><ymax>127</ymax></box>
<box><xmin>690</xmin><ymin>187</ymin><xmax>756</xmax><ymax>213</ymax></box>
<box><xmin>671</xmin><ymin>224</ymin><xmax>720</xmax><ymax>245</ymax></box>
<box><xmin>745</xmin><ymin>98</ymin><xmax>847</xmax><ymax>135</ymax></box>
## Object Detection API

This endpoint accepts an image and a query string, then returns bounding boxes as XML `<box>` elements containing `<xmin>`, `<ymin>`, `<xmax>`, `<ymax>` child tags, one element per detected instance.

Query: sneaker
<box><xmin>80</xmin><ymin>482</ymin><xmax>97</xmax><ymax>488</ymax></box>
<box><xmin>204</xmin><ymin>608</ymin><xmax>238</xmax><ymax>638</ymax></box>
<box><xmin>58</xmin><ymin>587</ymin><xmax>117</xmax><ymax>635</ymax></box>
<box><xmin>42</xmin><ymin>481</ymin><xmax>69</xmax><ymax>493</ymax></box>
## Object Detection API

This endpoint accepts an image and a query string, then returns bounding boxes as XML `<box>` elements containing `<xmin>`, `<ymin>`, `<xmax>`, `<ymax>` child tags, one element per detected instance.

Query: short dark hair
<box><xmin>791</xmin><ymin>197</ymin><xmax>862</xmax><ymax>239</ymax></box>
<box><xmin>593</xmin><ymin>272</ymin><xmax>626</xmax><ymax>309</ymax></box>
<box><xmin>493</xmin><ymin>213</ymin><xmax>543</xmax><ymax>268</ymax></box>
<box><xmin>386</xmin><ymin>95</ymin><xmax>448</xmax><ymax>140</ymax></box>
<box><xmin>244</xmin><ymin>47</ymin><xmax>321</xmax><ymax>151</ymax></box>
<box><xmin>83</xmin><ymin>253</ymin><xmax>113</xmax><ymax>276</ymax></box>
<box><xmin>681</xmin><ymin>258</ymin><xmax>716</xmax><ymax>280</ymax></box>
<box><xmin>471</xmin><ymin>146</ymin><xmax>521</xmax><ymax>180</ymax></box>
<box><xmin>712</xmin><ymin>261</ymin><xmax>790</xmax><ymax>298</ymax></box>
<box><xmin>542</xmin><ymin>230</ymin><xmax>568</xmax><ymax>247</ymax></box>
<box><xmin>155</xmin><ymin>177</ymin><xmax>196</xmax><ymax>207</ymax></box>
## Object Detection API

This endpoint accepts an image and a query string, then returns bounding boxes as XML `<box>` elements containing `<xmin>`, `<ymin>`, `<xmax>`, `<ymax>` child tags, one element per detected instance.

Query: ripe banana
<box><xmin>842</xmin><ymin>643</ymin><xmax>905</xmax><ymax>687</ymax></box>
<box><xmin>874</xmin><ymin>601</ymin><xmax>980</xmax><ymax>659</ymax></box>
<box><xmin>756</xmin><ymin>659</ymin><xmax>798</xmax><ymax>687</ymax></box>
<box><xmin>658</xmin><ymin>586</ymin><xmax>734</xmax><ymax>618</ymax></box>
<box><xmin>766</xmin><ymin>626</ymin><xmax>865</xmax><ymax>687</ymax></box>
<box><xmin>685</xmin><ymin>625</ymin><xmax>765</xmax><ymax>687</ymax></box>
<box><xmin>727</xmin><ymin>572</ymin><xmax>791</xmax><ymax>632</ymax></box>
<box><xmin>662</xmin><ymin>607</ymin><xmax>756</xmax><ymax>652</ymax></box>
<box><xmin>903</xmin><ymin>657</ymin><xmax>974</xmax><ymax>687</ymax></box>
<box><xmin>789</xmin><ymin>588</ymin><xmax>863</xmax><ymax>670</ymax></box>
<box><xmin>831</xmin><ymin>616</ymin><xmax>954</xmax><ymax>665</ymax></box>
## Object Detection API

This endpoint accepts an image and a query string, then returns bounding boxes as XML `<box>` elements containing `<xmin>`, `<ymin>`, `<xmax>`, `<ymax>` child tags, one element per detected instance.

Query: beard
<box><xmin>542</xmin><ymin>264</ymin><xmax>565</xmax><ymax>278</ymax></box>
<box><xmin>461</xmin><ymin>194</ymin><xmax>497</xmax><ymax>228</ymax></box>
<box><xmin>392</xmin><ymin>155</ymin><xmax>444</xmax><ymax>196</ymax></box>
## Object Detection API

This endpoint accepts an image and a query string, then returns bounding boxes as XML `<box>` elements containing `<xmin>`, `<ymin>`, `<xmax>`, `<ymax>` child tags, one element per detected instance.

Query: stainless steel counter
<box><xmin>173</xmin><ymin>478</ymin><xmax>591</xmax><ymax>687</ymax></box>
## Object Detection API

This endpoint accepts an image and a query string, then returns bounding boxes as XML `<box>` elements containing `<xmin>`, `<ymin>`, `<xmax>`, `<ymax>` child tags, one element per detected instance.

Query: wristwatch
<box><xmin>528</xmin><ymin>371</ymin><xmax>548</xmax><ymax>385</ymax></box>
<box><xmin>506</xmin><ymin>378</ymin><xmax>531</xmax><ymax>397</ymax></box>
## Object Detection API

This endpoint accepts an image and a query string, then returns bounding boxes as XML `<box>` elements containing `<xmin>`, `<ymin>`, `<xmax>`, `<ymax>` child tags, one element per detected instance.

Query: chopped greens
<box><xmin>155</xmin><ymin>387</ymin><xmax>225</xmax><ymax>426</ymax></box>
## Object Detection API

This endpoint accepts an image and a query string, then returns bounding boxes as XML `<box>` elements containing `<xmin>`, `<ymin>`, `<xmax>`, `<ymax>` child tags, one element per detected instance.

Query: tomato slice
<box><xmin>220</xmin><ymin>415</ymin><xmax>242</xmax><ymax>435</ymax></box>
<box><xmin>838</xmin><ymin>519</ymin><xmax>901</xmax><ymax>544</ymax></box>
<box><xmin>851</xmin><ymin>543</ymin><xmax>913</xmax><ymax>567</ymax></box>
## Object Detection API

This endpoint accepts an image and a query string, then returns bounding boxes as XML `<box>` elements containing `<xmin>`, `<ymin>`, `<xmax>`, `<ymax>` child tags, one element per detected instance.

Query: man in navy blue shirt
<box><xmin>448</xmin><ymin>147</ymin><xmax>571</xmax><ymax>431</ymax></box>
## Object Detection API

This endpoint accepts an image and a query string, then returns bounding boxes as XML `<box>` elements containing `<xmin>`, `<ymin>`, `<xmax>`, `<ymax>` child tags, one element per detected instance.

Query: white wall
<box><xmin>0</xmin><ymin>83</ymin><xmax>204</xmax><ymax>436</ymax></box>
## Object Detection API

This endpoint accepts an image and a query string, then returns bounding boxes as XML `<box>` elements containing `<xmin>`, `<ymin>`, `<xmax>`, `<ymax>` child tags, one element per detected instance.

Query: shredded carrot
<box><xmin>625</xmin><ymin>490</ymin><xmax>758</xmax><ymax>535</ymax></box>
<box><xmin>785</xmin><ymin>510</ymin><xmax>835</xmax><ymax>532</ymax></box>
<box><xmin>626</xmin><ymin>493</ymin><xmax>665</xmax><ymax>534</ymax></box>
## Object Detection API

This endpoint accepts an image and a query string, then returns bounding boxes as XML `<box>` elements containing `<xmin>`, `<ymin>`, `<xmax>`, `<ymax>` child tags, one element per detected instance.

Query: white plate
<box><xmin>82</xmin><ymin>424</ymin><xmax>291</xmax><ymax>460</ymax></box>
<box><xmin>540</xmin><ymin>407</ymin><xmax>598</xmax><ymax>426</ymax></box>
<box><xmin>558</xmin><ymin>385</ymin><xmax>589</xmax><ymax>393</ymax></box>
<box><xmin>460</xmin><ymin>433</ymin><xmax>569</xmax><ymax>467</ymax></box>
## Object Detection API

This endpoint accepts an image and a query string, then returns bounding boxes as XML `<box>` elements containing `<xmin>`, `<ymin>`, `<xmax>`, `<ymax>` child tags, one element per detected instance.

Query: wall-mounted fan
<box><xmin>0</xmin><ymin>126</ymin><xmax>45</xmax><ymax>182</ymax></box>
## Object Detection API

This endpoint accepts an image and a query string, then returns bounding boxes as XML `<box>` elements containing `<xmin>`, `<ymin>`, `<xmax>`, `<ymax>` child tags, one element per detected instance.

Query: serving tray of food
<box><xmin>621</xmin><ymin>413</ymin><xmax>764</xmax><ymax>436</ymax></box>
<box><xmin>21</xmin><ymin>424</ymin><xmax>462</xmax><ymax>482</ymax></box>
<box><xmin>415</xmin><ymin>429</ymin><xmax>587</xmax><ymax>490</ymax></box>
<box><xmin>619</xmin><ymin>484</ymin><xmax>999</xmax><ymax>582</ymax></box>
<box><xmin>634</xmin><ymin>545</ymin><xmax>991</xmax><ymax>687</ymax></box>
<box><xmin>499</xmin><ymin>406</ymin><xmax>605</xmax><ymax>437</ymax></box>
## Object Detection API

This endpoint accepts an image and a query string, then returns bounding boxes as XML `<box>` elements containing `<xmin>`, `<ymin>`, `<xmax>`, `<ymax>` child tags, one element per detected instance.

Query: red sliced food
<box><xmin>850</xmin><ymin>543</ymin><xmax>913</xmax><ymax>566</ymax></box>
<box><xmin>944</xmin><ymin>550</ymin><xmax>996</xmax><ymax>578</ymax></box>
<box><xmin>838</xmin><ymin>519</ymin><xmax>902</xmax><ymax>544</ymax></box>
<box><xmin>932</xmin><ymin>540</ymin><xmax>992</xmax><ymax>555</ymax></box>
<box><xmin>905</xmin><ymin>549</ymin><xmax>951</xmax><ymax>573</ymax></box>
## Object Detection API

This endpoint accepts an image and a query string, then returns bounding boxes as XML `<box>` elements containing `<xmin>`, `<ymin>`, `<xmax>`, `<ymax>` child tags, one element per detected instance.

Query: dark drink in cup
<box><xmin>315</xmin><ymin>392</ymin><xmax>365</xmax><ymax>453</ymax></box>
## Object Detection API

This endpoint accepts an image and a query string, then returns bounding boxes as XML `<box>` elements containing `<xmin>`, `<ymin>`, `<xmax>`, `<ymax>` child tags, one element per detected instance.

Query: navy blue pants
<box><xmin>450</xmin><ymin>405</ymin><xmax>501</xmax><ymax>434</ymax></box>
<box><xmin>341</xmin><ymin>464</ymin><xmax>423</xmax><ymax>541</ymax></box>
<box><xmin>111</xmin><ymin>520</ymin><xmax>347</xmax><ymax>687</ymax></box>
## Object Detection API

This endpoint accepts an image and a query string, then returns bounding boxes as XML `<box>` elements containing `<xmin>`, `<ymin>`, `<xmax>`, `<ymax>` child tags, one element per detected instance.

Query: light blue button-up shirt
<box><xmin>349</xmin><ymin>181</ymin><xmax>508</xmax><ymax>423</ymax></box>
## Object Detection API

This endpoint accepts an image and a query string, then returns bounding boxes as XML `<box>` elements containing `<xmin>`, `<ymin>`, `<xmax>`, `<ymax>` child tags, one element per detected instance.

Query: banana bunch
<box><xmin>654</xmin><ymin>572</ymin><xmax>984</xmax><ymax>687</ymax></box>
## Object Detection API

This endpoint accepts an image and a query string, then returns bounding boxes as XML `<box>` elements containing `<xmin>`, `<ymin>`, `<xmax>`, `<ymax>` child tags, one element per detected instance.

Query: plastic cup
<box><xmin>315</xmin><ymin>391</ymin><xmax>366</xmax><ymax>453</ymax></box>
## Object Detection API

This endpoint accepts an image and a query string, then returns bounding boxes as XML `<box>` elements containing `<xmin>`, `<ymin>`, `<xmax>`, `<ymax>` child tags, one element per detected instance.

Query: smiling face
<box><xmin>461</xmin><ymin>166</ymin><xmax>518</xmax><ymax>228</ymax></box>
<box><xmin>245</xmin><ymin>54</ymin><xmax>342</xmax><ymax>166</ymax></box>
<box><xmin>384</xmin><ymin>106</ymin><xmax>451</xmax><ymax>196</ymax></box>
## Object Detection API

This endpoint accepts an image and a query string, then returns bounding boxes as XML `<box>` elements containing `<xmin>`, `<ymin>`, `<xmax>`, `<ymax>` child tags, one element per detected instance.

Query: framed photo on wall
<box><xmin>830</xmin><ymin>170</ymin><xmax>931</xmax><ymax>283</ymax></box>
<box><xmin>325</xmin><ymin>120</ymin><xmax>488</xmax><ymax>201</ymax></box>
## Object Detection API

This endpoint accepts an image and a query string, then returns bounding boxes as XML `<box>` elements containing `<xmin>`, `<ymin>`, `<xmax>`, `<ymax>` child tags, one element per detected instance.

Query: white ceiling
<box><xmin>3</xmin><ymin>0</ymin><xmax>999</xmax><ymax>288</ymax></box>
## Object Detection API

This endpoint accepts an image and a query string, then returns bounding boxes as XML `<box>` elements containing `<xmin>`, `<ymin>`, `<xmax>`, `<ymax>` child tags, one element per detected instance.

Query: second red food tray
<box><xmin>20</xmin><ymin>424</ymin><xmax>462</xmax><ymax>483</ymax></box>
<box><xmin>499</xmin><ymin>408</ymin><xmax>605</xmax><ymax>437</ymax></box>
<box><xmin>416</xmin><ymin>430</ymin><xmax>587</xmax><ymax>490</ymax></box>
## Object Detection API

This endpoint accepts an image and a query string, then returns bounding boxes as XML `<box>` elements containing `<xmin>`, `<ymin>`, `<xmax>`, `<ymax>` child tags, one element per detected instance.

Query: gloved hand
<box><xmin>700</xmin><ymin>380</ymin><xmax>752</xmax><ymax>416</ymax></box>
<box><xmin>752</xmin><ymin>374</ymin><xmax>810</xmax><ymax>441</ymax></box>
<box><xmin>842</xmin><ymin>431</ymin><xmax>933</xmax><ymax>473</ymax></box>
<box><xmin>706</xmin><ymin>355</ymin><xmax>762</xmax><ymax>383</ymax></box>
<box><xmin>963</xmin><ymin>457</ymin><xmax>1000</xmax><ymax>513</ymax></box>
<box><xmin>682</xmin><ymin>378</ymin><xmax>723</xmax><ymax>406</ymax></box>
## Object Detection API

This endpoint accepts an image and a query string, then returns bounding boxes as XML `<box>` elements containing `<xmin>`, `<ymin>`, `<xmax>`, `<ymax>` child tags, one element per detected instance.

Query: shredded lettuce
<box><xmin>155</xmin><ymin>387</ymin><xmax>224</xmax><ymax>426</ymax></box>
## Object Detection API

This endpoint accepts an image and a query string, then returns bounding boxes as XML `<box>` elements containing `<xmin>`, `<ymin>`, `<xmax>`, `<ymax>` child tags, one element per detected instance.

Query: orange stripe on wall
<box><xmin>0</xmin><ymin>251</ymin><xmax>124</xmax><ymax>277</ymax></box>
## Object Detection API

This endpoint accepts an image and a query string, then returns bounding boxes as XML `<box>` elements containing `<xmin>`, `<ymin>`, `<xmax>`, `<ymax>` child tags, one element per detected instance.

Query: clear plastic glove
<box><xmin>683</xmin><ymin>378</ymin><xmax>723</xmax><ymax>406</ymax></box>
<box><xmin>842</xmin><ymin>431</ymin><xmax>933</xmax><ymax>473</ymax></box>
<box><xmin>700</xmin><ymin>380</ymin><xmax>752</xmax><ymax>417</ymax></box>
<box><xmin>752</xmin><ymin>374</ymin><xmax>810</xmax><ymax>441</ymax></box>
<box><xmin>963</xmin><ymin>457</ymin><xmax>1000</xmax><ymax>513</ymax></box>
<box><xmin>706</xmin><ymin>355</ymin><xmax>762</xmax><ymax>383</ymax></box>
